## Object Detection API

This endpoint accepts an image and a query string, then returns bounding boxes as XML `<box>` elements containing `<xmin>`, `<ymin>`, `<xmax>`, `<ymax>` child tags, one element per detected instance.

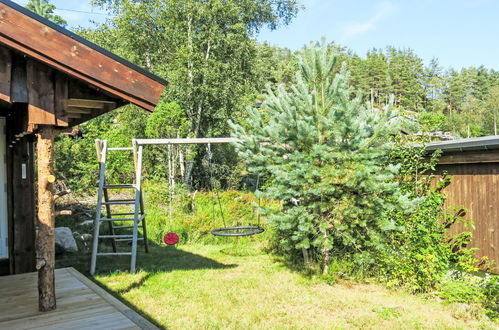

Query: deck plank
<box><xmin>0</xmin><ymin>268</ymin><xmax>156</xmax><ymax>329</ymax></box>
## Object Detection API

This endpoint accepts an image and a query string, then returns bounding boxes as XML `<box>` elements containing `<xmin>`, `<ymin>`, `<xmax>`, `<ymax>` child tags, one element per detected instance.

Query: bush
<box><xmin>374</xmin><ymin>140</ymin><xmax>479</xmax><ymax>293</ymax></box>
<box><xmin>438</xmin><ymin>273</ymin><xmax>499</xmax><ymax>320</ymax></box>
<box><xmin>55</xmin><ymin>106</ymin><xmax>148</xmax><ymax>194</ymax></box>
<box><xmin>418</xmin><ymin>111</ymin><xmax>447</xmax><ymax>132</ymax></box>
<box><xmin>142</xmin><ymin>181</ymin><xmax>278</xmax><ymax>245</ymax></box>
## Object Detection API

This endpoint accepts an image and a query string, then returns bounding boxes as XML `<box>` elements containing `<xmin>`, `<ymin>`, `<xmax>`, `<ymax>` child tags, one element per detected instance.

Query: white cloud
<box><xmin>341</xmin><ymin>1</ymin><xmax>395</xmax><ymax>41</ymax></box>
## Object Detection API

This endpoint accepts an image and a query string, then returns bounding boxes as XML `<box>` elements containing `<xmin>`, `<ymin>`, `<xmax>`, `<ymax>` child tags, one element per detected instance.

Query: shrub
<box><xmin>375</xmin><ymin>140</ymin><xmax>479</xmax><ymax>293</ymax></box>
<box><xmin>142</xmin><ymin>180</ymin><xmax>277</xmax><ymax>245</ymax></box>
<box><xmin>438</xmin><ymin>273</ymin><xmax>499</xmax><ymax>320</ymax></box>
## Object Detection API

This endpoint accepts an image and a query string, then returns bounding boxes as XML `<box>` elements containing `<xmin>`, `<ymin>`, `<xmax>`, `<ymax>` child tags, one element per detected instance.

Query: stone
<box><xmin>55</xmin><ymin>227</ymin><xmax>78</xmax><ymax>252</ymax></box>
<box><xmin>81</xmin><ymin>233</ymin><xmax>93</xmax><ymax>241</ymax></box>
<box><xmin>81</xmin><ymin>220</ymin><xmax>94</xmax><ymax>226</ymax></box>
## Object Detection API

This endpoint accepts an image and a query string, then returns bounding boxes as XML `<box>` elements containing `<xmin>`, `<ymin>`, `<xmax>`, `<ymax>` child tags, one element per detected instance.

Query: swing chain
<box><xmin>255</xmin><ymin>173</ymin><xmax>261</xmax><ymax>226</ymax></box>
<box><xmin>168</xmin><ymin>143</ymin><xmax>173</xmax><ymax>228</ymax></box>
<box><xmin>207</xmin><ymin>143</ymin><xmax>227</xmax><ymax>227</ymax></box>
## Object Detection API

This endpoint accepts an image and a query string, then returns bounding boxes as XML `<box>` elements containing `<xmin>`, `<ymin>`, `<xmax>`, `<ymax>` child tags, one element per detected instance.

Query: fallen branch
<box><xmin>54</xmin><ymin>210</ymin><xmax>72</xmax><ymax>217</ymax></box>
<box><xmin>52</xmin><ymin>189</ymin><xmax>71</xmax><ymax>201</ymax></box>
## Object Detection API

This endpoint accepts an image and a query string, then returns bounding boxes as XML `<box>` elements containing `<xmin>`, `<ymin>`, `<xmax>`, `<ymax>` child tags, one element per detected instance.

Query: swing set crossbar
<box><xmin>133</xmin><ymin>137</ymin><xmax>241</xmax><ymax>145</ymax></box>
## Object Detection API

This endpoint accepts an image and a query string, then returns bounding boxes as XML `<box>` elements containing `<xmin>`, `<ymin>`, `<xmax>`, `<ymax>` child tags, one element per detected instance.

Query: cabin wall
<box><xmin>0</xmin><ymin>117</ymin><xmax>7</xmax><ymax>275</ymax></box>
<box><xmin>435</xmin><ymin>162</ymin><xmax>499</xmax><ymax>273</ymax></box>
<box><xmin>4</xmin><ymin>104</ymin><xmax>36</xmax><ymax>275</ymax></box>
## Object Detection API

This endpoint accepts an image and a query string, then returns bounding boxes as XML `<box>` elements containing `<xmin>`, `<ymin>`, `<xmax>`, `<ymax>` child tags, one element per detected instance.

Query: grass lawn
<box><xmin>58</xmin><ymin>242</ymin><xmax>497</xmax><ymax>329</ymax></box>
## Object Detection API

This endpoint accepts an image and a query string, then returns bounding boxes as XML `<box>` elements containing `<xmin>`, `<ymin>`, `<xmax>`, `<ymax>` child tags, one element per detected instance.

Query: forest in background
<box><xmin>25</xmin><ymin>0</ymin><xmax>499</xmax><ymax>186</ymax></box>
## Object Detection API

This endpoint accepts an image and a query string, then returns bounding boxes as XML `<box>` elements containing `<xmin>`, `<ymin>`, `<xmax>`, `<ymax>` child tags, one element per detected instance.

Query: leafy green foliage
<box><xmin>54</xmin><ymin>106</ymin><xmax>149</xmax><ymax>193</ymax></box>
<box><xmin>87</xmin><ymin>0</ymin><xmax>298</xmax><ymax>138</ymax></box>
<box><xmin>25</xmin><ymin>0</ymin><xmax>67</xmax><ymax>26</ymax></box>
<box><xmin>418</xmin><ymin>111</ymin><xmax>447</xmax><ymax>132</ymax></box>
<box><xmin>484</xmin><ymin>85</ymin><xmax>499</xmax><ymax>135</ymax></box>
<box><xmin>142</xmin><ymin>182</ymin><xmax>277</xmax><ymax>244</ymax></box>
<box><xmin>438</xmin><ymin>274</ymin><xmax>499</xmax><ymax>319</ymax></box>
<box><xmin>373</xmin><ymin>141</ymin><xmax>481</xmax><ymax>293</ymax></box>
<box><xmin>231</xmin><ymin>40</ymin><xmax>416</xmax><ymax>273</ymax></box>
<box><xmin>371</xmin><ymin>306</ymin><xmax>402</xmax><ymax>320</ymax></box>
<box><xmin>145</xmin><ymin>101</ymin><xmax>190</xmax><ymax>139</ymax></box>
<box><xmin>73</xmin><ymin>0</ymin><xmax>299</xmax><ymax>187</ymax></box>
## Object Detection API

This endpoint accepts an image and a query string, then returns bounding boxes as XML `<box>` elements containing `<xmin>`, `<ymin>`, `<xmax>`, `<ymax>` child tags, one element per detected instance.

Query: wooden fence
<box><xmin>435</xmin><ymin>161</ymin><xmax>498</xmax><ymax>273</ymax></box>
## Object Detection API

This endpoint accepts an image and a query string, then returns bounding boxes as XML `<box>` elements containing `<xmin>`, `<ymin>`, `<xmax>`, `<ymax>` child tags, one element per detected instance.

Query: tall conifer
<box><xmin>231</xmin><ymin>40</ymin><xmax>416</xmax><ymax>273</ymax></box>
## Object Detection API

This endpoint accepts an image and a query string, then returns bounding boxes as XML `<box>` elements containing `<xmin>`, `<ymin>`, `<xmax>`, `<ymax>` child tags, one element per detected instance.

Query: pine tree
<box><xmin>485</xmin><ymin>85</ymin><xmax>499</xmax><ymax>135</ymax></box>
<box><xmin>230</xmin><ymin>40</ymin><xmax>416</xmax><ymax>273</ymax></box>
<box><xmin>386</xmin><ymin>47</ymin><xmax>425</xmax><ymax>110</ymax></box>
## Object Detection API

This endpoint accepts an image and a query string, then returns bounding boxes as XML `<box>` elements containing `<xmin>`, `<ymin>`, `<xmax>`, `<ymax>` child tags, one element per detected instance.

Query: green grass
<box><xmin>56</xmin><ymin>189</ymin><xmax>498</xmax><ymax>329</ymax></box>
<box><xmin>58</xmin><ymin>242</ymin><xmax>497</xmax><ymax>329</ymax></box>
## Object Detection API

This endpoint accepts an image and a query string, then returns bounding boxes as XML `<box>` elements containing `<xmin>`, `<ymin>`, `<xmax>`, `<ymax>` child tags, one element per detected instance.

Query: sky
<box><xmin>11</xmin><ymin>0</ymin><xmax>499</xmax><ymax>71</ymax></box>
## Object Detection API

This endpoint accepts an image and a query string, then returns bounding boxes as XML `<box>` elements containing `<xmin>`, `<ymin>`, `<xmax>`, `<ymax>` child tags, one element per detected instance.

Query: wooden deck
<box><xmin>0</xmin><ymin>267</ymin><xmax>158</xmax><ymax>329</ymax></box>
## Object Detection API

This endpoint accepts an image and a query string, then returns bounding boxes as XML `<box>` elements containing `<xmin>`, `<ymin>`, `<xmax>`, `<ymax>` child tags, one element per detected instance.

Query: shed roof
<box><xmin>0</xmin><ymin>0</ymin><xmax>166</xmax><ymax>111</ymax></box>
<box><xmin>425</xmin><ymin>136</ymin><xmax>499</xmax><ymax>153</ymax></box>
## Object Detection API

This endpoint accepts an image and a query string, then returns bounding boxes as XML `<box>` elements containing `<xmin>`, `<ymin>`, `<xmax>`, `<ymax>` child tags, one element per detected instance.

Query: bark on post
<box><xmin>36</xmin><ymin>125</ymin><xmax>57</xmax><ymax>312</ymax></box>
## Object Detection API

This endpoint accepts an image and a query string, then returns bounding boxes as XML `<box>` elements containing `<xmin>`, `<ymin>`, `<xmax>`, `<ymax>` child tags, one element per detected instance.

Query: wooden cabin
<box><xmin>0</xmin><ymin>0</ymin><xmax>166</xmax><ymax>310</ymax></box>
<box><xmin>427</xmin><ymin>136</ymin><xmax>499</xmax><ymax>273</ymax></box>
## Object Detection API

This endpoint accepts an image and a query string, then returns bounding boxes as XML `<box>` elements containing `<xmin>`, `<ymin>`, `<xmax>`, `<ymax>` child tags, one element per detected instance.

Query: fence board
<box><xmin>435</xmin><ymin>163</ymin><xmax>498</xmax><ymax>273</ymax></box>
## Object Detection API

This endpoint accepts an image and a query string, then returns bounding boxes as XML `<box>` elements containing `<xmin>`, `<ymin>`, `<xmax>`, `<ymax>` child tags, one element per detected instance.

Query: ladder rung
<box><xmin>97</xmin><ymin>252</ymin><xmax>132</xmax><ymax>256</ymax></box>
<box><xmin>113</xmin><ymin>225</ymin><xmax>141</xmax><ymax>229</ymax></box>
<box><xmin>107</xmin><ymin>147</ymin><xmax>133</xmax><ymax>151</ymax></box>
<box><xmin>99</xmin><ymin>235</ymin><xmax>134</xmax><ymax>239</ymax></box>
<box><xmin>102</xmin><ymin>199</ymin><xmax>136</xmax><ymax>205</ymax></box>
<box><xmin>99</xmin><ymin>214</ymin><xmax>146</xmax><ymax>222</ymax></box>
<box><xmin>108</xmin><ymin>212</ymin><xmax>137</xmax><ymax>216</ymax></box>
<box><xmin>99</xmin><ymin>218</ymin><xmax>139</xmax><ymax>222</ymax></box>
<box><xmin>103</xmin><ymin>184</ymin><xmax>136</xmax><ymax>189</ymax></box>
<box><xmin>115</xmin><ymin>238</ymin><xmax>144</xmax><ymax>242</ymax></box>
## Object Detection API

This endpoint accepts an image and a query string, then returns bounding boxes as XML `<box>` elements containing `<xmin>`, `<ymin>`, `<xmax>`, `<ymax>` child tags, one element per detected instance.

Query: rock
<box><xmin>55</xmin><ymin>227</ymin><xmax>78</xmax><ymax>252</ymax></box>
<box><xmin>82</xmin><ymin>233</ymin><xmax>93</xmax><ymax>241</ymax></box>
<box><xmin>81</xmin><ymin>220</ymin><xmax>94</xmax><ymax>227</ymax></box>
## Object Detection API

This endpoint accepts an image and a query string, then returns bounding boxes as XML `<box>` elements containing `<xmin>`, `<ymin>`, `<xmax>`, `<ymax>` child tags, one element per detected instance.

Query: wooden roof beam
<box><xmin>67</xmin><ymin>99</ymin><xmax>117</xmax><ymax>110</ymax></box>
<box><xmin>66</xmin><ymin>107</ymin><xmax>92</xmax><ymax>115</ymax></box>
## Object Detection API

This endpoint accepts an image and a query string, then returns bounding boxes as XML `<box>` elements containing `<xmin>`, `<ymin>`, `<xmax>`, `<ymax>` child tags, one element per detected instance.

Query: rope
<box><xmin>168</xmin><ymin>143</ymin><xmax>173</xmax><ymax>228</ymax></box>
<box><xmin>207</xmin><ymin>143</ymin><xmax>226</xmax><ymax>227</ymax></box>
<box><xmin>255</xmin><ymin>173</ymin><xmax>261</xmax><ymax>226</ymax></box>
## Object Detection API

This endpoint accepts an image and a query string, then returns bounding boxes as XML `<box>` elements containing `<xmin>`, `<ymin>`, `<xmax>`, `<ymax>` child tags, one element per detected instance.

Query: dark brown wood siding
<box><xmin>5</xmin><ymin>104</ymin><xmax>36</xmax><ymax>274</ymax></box>
<box><xmin>435</xmin><ymin>163</ymin><xmax>499</xmax><ymax>272</ymax></box>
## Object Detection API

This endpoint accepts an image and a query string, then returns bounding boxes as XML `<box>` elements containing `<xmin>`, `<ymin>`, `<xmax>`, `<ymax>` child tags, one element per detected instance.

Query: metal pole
<box><xmin>90</xmin><ymin>140</ymin><xmax>107</xmax><ymax>275</ymax></box>
<box><xmin>130</xmin><ymin>142</ymin><xmax>143</xmax><ymax>272</ymax></box>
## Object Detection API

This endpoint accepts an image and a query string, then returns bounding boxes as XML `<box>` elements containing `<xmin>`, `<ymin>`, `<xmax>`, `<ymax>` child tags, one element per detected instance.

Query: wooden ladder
<box><xmin>90</xmin><ymin>139</ymin><xmax>149</xmax><ymax>275</ymax></box>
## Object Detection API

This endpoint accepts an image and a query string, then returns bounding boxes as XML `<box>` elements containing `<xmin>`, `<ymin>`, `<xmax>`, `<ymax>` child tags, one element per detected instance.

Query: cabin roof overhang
<box><xmin>0</xmin><ymin>0</ymin><xmax>166</xmax><ymax>112</ymax></box>
<box><xmin>424</xmin><ymin>135</ymin><xmax>499</xmax><ymax>165</ymax></box>
<box><xmin>425</xmin><ymin>136</ymin><xmax>499</xmax><ymax>153</ymax></box>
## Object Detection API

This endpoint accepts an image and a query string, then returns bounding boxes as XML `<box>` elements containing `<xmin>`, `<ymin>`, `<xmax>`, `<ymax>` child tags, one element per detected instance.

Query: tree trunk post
<box><xmin>36</xmin><ymin>125</ymin><xmax>57</xmax><ymax>312</ymax></box>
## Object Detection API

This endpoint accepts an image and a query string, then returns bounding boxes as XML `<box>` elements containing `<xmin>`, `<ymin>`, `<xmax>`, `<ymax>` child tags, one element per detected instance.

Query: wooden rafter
<box><xmin>67</xmin><ymin>99</ymin><xmax>117</xmax><ymax>110</ymax></box>
<box><xmin>0</xmin><ymin>1</ymin><xmax>166</xmax><ymax>111</ymax></box>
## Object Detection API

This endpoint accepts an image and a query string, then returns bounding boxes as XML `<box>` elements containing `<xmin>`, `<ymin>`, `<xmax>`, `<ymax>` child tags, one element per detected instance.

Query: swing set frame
<box><xmin>132</xmin><ymin>137</ymin><xmax>265</xmax><ymax>238</ymax></box>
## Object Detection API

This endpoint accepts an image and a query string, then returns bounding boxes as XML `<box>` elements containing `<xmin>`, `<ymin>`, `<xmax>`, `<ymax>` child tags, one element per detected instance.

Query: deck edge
<box><xmin>64</xmin><ymin>267</ymin><xmax>159</xmax><ymax>330</ymax></box>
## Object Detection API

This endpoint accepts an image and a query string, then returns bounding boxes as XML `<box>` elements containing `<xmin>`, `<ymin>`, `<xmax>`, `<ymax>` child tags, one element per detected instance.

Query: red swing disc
<box><xmin>163</xmin><ymin>232</ymin><xmax>179</xmax><ymax>245</ymax></box>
